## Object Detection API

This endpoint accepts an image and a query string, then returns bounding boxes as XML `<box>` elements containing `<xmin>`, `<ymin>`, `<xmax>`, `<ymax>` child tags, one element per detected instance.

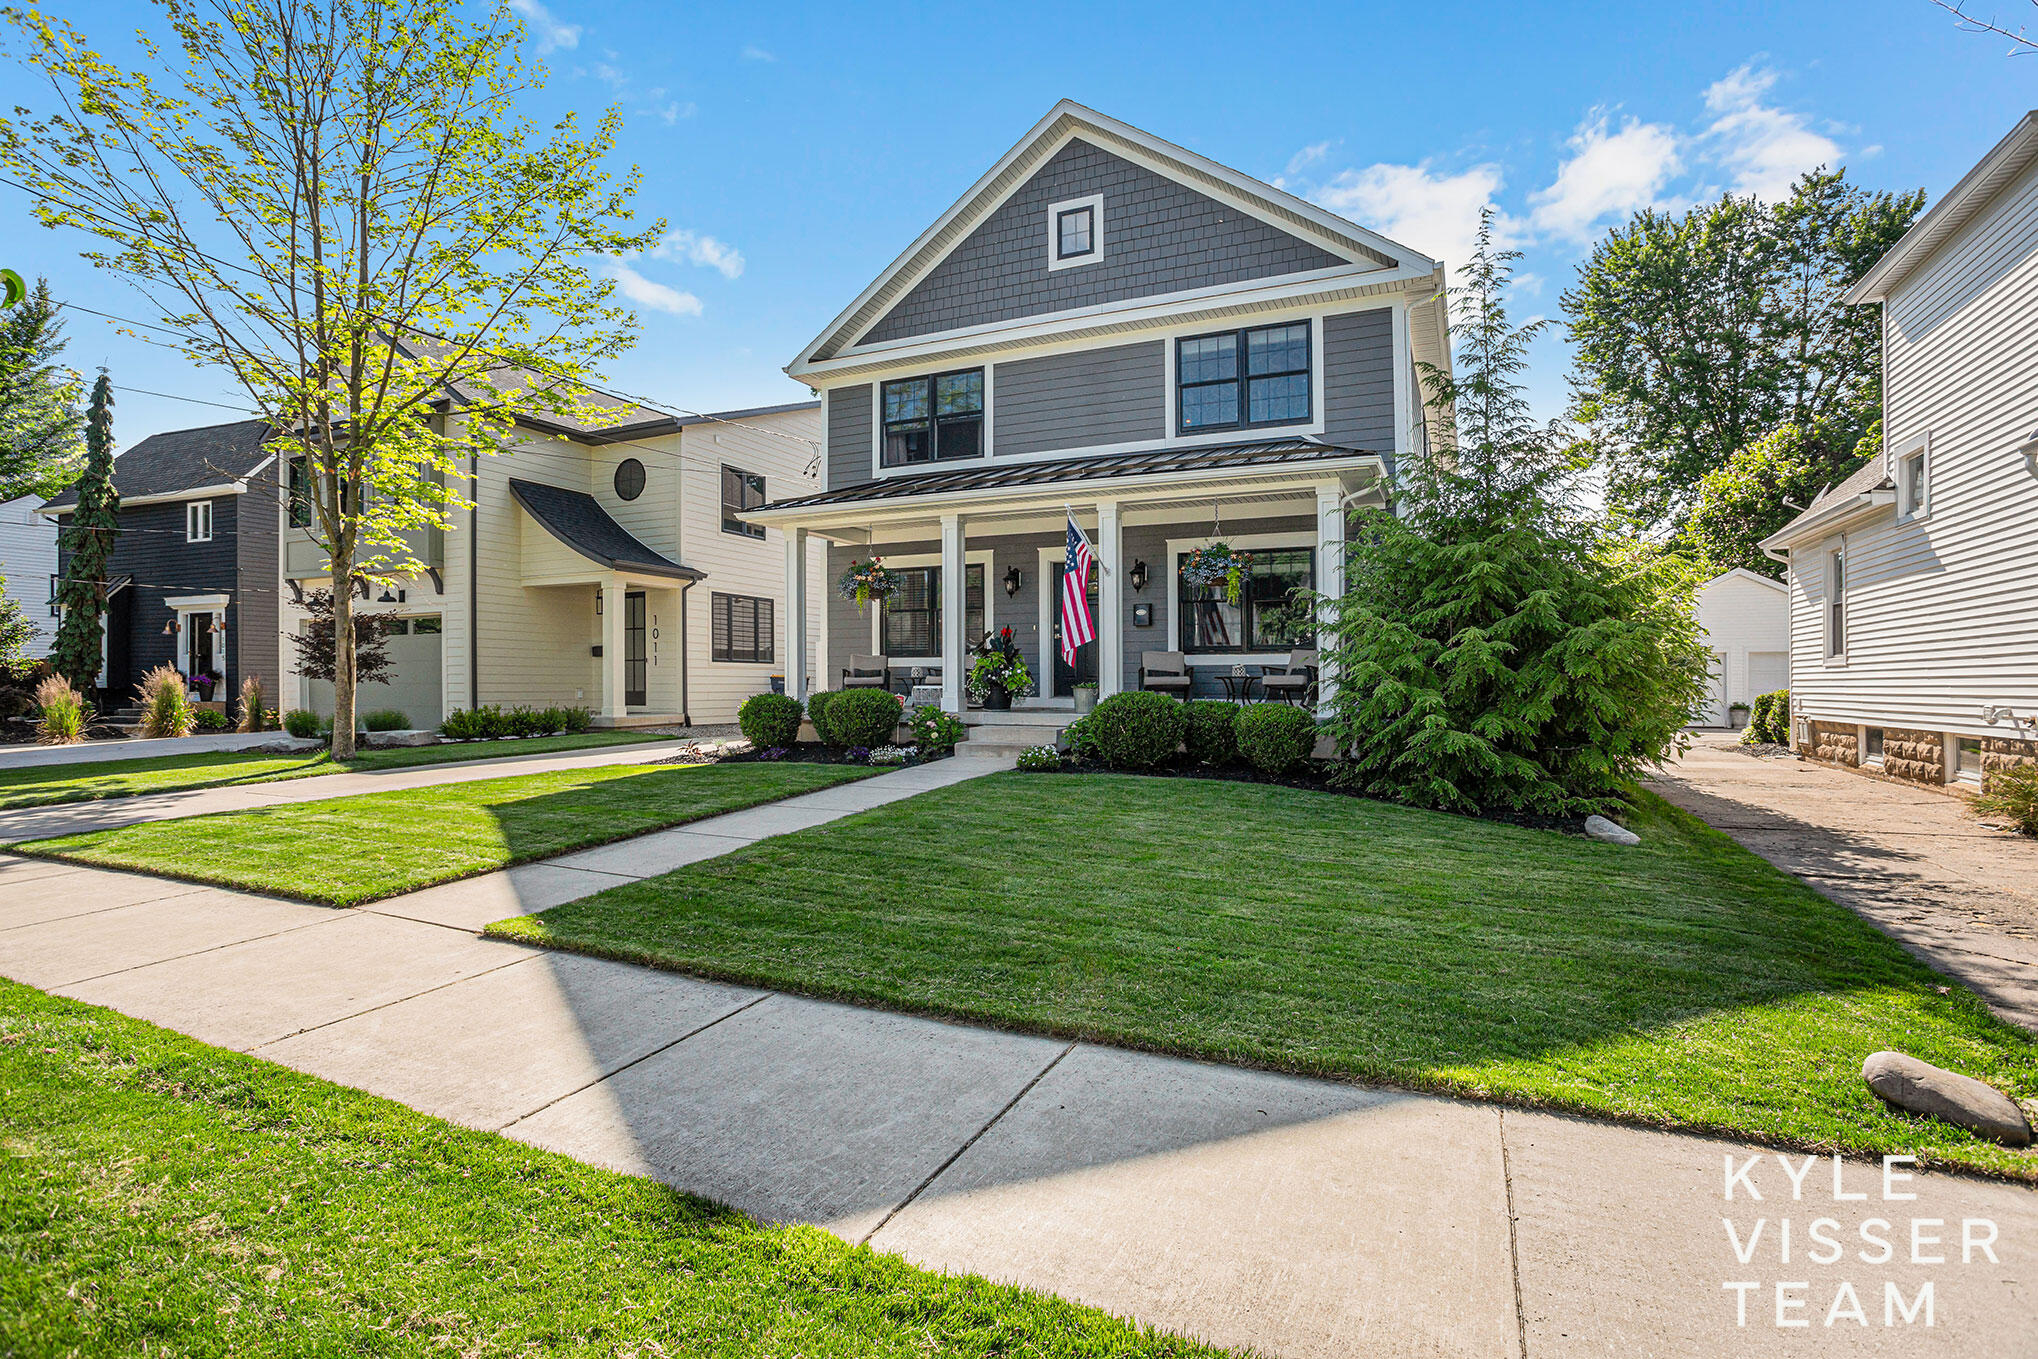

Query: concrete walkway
<box><xmin>2</xmin><ymin>750</ymin><xmax>2033</xmax><ymax>1355</ymax></box>
<box><xmin>1651</xmin><ymin>736</ymin><xmax>2038</xmax><ymax>1033</ymax></box>
<box><xmin>0</xmin><ymin>736</ymin><xmax>719</xmax><ymax>843</ymax></box>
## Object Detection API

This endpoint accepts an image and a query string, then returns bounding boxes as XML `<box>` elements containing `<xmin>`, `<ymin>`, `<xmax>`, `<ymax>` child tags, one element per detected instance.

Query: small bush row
<box><xmin>1058</xmin><ymin>692</ymin><xmax>1322</xmax><ymax>776</ymax></box>
<box><xmin>440</xmin><ymin>704</ymin><xmax>593</xmax><ymax>740</ymax></box>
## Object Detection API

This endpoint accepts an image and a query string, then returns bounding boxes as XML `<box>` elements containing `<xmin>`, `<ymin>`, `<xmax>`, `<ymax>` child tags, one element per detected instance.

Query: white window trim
<box><xmin>1163</xmin><ymin>530</ymin><xmax>1316</xmax><ymax>663</ymax></box>
<box><xmin>1860</xmin><ymin>724</ymin><xmax>1885</xmax><ymax>767</ymax></box>
<box><xmin>186</xmin><ymin>499</ymin><xmax>214</xmax><ymax>543</ymax></box>
<box><xmin>865</xmin><ymin>548</ymin><xmax>994</xmax><ymax>665</ymax></box>
<box><xmin>1892</xmin><ymin>430</ymin><xmax>1930</xmax><ymax>522</ymax></box>
<box><xmin>867</xmin><ymin>367</ymin><xmax>994</xmax><ymax>481</ymax></box>
<box><xmin>1824</xmin><ymin>541</ymin><xmax>1847</xmax><ymax>664</ymax></box>
<box><xmin>1948</xmin><ymin>733</ymin><xmax>1985</xmax><ymax>785</ymax></box>
<box><xmin>1046</xmin><ymin>193</ymin><xmax>1105</xmax><ymax>272</ymax></box>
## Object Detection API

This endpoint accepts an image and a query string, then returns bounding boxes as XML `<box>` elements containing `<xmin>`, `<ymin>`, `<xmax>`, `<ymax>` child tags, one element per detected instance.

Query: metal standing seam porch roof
<box><xmin>752</xmin><ymin>438</ymin><xmax>1383</xmax><ymax>516</ymax></box>
<box><xmin>507</xmin><ymin>478</ymin><xmax>705</xmax><ymax>581</ymax></box>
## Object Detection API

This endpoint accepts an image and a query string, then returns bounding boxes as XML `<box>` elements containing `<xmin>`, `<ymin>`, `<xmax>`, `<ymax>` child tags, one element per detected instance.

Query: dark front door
<box><xmin>1050</xmin><ymin>562</ymin><xmax>1099</xmax><ymax>697</ymax></box>
<box><xmin>624</xmin><ymin>591</ymin><xmax>647</xmax><ymax>707</ymax></box>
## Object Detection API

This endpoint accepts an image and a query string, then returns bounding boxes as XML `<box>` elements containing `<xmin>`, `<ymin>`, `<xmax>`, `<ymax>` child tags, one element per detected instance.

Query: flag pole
<box><xmin>1064</xmin><ymin>503</ymin><xmax>1105</xmax><ymax>571</ymax></box>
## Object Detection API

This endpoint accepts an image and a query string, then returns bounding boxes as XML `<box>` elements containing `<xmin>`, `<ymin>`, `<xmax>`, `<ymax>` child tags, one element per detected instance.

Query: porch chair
<box><xmin>842</xmin><ymin>654</ymin><xmax>891</xmax><ymax>690</ymax></box>
<box><xmin>1138</xmin><ymin>651</ymin><xmax>1193</xmax><ymax>700</ymax></box>
<box><xmin>1259</xmin><ymin>649</ymin><xmax>1319</xmax><ymax>706</ymax></box>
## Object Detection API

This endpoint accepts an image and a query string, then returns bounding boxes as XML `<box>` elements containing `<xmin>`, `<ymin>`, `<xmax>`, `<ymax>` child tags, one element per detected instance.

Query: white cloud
<box><xmin>651</xmin><ymin>229</ymin><xmax>745</xmax><ymax>279</ymax></box>
<box><xmin>602</xmin><ymin>259</ymin><xmax>702</xmax><ymax>316</ymax></box>
<box><xmin>508</xmin><ymin>0</ymin><xmax>580</xmax><ymax>55</ymax></box>
<box><xmin>649</xmin><ymin>100</ymin><xmax>695</xmax><ymax>125</ymax></box>
<box><xmin>1700</xmin><ymin>61</ymin><xmax>1841</xmax><ymax>199</ymax></box>
<box><xmin>741</xmin><ymin>44</ymin><xmax>776</xmax><ymax>61</ymax></box>
<box><xmin>1285</xmin><ymin>141</ymin><xmax>1333</xmax><ymax>178</ymax></box>
<box><xmin>1528</xmin><ymin>109</ymin><xmax>1682</xmax><ymax>240</ymax></box>
<box><xmin>1311</xmin><ymin>160</ymin><xmax>1511</xmax><ymax>272</ymax></box>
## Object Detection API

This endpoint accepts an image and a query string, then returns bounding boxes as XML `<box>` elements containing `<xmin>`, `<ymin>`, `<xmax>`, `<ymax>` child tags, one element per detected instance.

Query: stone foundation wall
<box><xmin>1805</xmin><ymin>720</ymin><xmax>1858</xmax><ymax>767</ymax></box>
<box><xmin>1983</xmin><ymin>735</ymin><xmax>2038</xmax><ymax>779</ymax></box>
<box><xmin>1881</xmin><ymin>727</ymin><xmax>1946</xmax><ymax>785</ymax></box>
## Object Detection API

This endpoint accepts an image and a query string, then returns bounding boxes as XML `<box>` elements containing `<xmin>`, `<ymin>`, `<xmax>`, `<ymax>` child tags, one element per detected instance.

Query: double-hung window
<box><xmin>186</xmin><ymin>500</ymin><xmax>213</xmax><ymax>543</ymax></box>
<box><xmin>880</xmin><ymin>564</ymin><xmax>986</xmax><ymax>657</ymax></box>
<box><xmin>881</xmin><ymin>369</ymin><xmax>984</xmax><ymax>467</ymax></box>
<box><xmin>287</xmin><ymin>457</ymin><xmax>312</xmax><ymax>528</ymax></box>
<box><xmin>1177</xmin><ymin>547</ymin><xmax>1315</xmax><ymax>653</ymax></box>
<box><xmin>1177</xmin><ymin>321</ymin><xmax>1312</xmax><ymax>434</ymax></box>
<box><xmin>1896</xmin><ymin>436</ymin><xmax>1930</xmax><ymax>519</ymax></box>
<box><xmin>711</xmin><ymin>593</ymin><xmax>775</xmax><ymax>664</ymax></box>
<box><xmin>721</xmin><ymin>465</ymin><xmax>766</xmax><ymax>538</ymax></box>
<box><xmin>1826</xmin><ymin>546</ymin><xmax>1846</xmax><ymax>659</ymax></box>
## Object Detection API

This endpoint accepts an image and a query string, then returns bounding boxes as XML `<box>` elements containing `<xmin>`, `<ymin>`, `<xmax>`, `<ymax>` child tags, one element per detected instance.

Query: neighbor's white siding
<box><xmin>679</xmin><ymin>407</ymin><xmax>828</xmax><ymax>723</ymax></box>
<box><xmin>0</xmin><ymin>495</ymin><xmax>60</xmax><ymax>658</ymax></box>
<box><xmin>1693</xmin><ymin>569</ymin><xmax>1790</xmax><ymax>723</ymax></box>
<box><xmin>1785</xmin><ymin>154</ymin><xmax>2038</xmax><ymax>740</ymax></box>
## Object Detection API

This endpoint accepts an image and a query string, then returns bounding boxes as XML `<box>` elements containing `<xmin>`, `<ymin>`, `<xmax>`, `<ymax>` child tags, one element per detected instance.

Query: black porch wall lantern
<box><xmin>1003</xmin><ymin>565</ymin><xmax>1022</xmax><ymax>598</ymax></box>
<box><xmin>1130</xmin><ymin>559</ymin><xmax>1148</xmax><ymax>593</ymax></box>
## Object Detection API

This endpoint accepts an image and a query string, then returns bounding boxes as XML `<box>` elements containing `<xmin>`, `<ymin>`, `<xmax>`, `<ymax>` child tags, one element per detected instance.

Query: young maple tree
<box><xmin>1</xmin><ymin>0</ymin><xmax>659</xmax><ymax>755</ymax></box>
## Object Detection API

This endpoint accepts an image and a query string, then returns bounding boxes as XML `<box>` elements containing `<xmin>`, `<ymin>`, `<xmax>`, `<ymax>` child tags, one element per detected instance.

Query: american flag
<box><xmin>1060</xmin><ymin>511</ymin><xmax>1095</xmax><ymax>666</ymax></box>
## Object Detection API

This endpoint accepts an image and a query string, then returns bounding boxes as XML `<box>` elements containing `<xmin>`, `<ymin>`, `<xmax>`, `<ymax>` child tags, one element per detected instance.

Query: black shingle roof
<box><xmin>42</xmin><ymin>418</ymin><xmax>272</xmax><ymax>509</ymax></box>
<box><xmin>759</xmin><ymin>438</ymin><xmax>1379</xmax><ymax>513</ymax></box>
<box><xmin>507</xmin><ymin>478</ymin><xmax>704</xmax><ymax>581</ymax></box>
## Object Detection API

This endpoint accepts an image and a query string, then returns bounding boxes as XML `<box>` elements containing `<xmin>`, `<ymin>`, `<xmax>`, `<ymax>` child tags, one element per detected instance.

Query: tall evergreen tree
<box><xmin>50</xmin><ymin>374</ymin><xmax>117</xmax><ymax>691</ymax></box>
<box><xmin>0</xmin><ymin>277</ymin><xmax>84</xmax><ymax>498</ymax></box>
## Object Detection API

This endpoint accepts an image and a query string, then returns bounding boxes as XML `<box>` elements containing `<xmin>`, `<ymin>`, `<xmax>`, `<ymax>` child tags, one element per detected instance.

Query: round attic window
<box><xmin>614</xmin><ymin>457</ymin><xmax>646</xmax><ymax>501</ymax></box>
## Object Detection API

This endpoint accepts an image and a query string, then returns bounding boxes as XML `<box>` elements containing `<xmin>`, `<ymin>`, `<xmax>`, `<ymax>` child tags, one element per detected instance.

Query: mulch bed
<box><xmin>660</xmin><ymin>742</ymin><xmax>954</xmax><ymax>771</ymax></box>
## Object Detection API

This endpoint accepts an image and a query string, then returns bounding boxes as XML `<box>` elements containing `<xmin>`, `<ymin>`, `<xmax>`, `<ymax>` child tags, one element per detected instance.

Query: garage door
<box><xmin>305</xmin><ymin>615</ymin><xmax>444</xmax><ymax>730</ymax></box>
<box><xmin>1748</xmin><ymin>651</ymin><xmax>1788</xmax><ymax>699</ymax></box>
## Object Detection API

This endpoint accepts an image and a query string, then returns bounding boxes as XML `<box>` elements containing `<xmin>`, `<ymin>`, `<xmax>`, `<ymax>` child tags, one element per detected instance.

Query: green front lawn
<box><xmin>492</xmin><ymin>773</ymin><xmax>2038</xmax><ymax>1180</ymax></box>
<box><xmin>0</xmin><ymin>731</ymin><xmax>669</xmax><ymax>810</ymax></box>
<box><xmin>15</xmin><ymin>761</ymin><xmax>870</xmax><ymax>906</ymax></box>
<box><xmin>0</xmin><ymin>981</ymin><xmax>1218</xmax><ymax>1358</ymax></box>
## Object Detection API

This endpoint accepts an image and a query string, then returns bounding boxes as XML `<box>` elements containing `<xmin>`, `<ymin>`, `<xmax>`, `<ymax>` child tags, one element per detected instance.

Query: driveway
<box><xmin>1650</xmin><ymin>735</ymin><xmax>2038</xmax><ymax>1033</ymax></box>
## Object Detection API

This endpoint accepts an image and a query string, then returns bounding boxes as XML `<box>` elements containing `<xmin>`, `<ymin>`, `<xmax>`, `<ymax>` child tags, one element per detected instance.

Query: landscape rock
<box><xmin>1583</xmin><ymin>815</ymin><xmax>1640</xmax><ymax>846</ymax></box>
<box><xmin>366</xmin><ymin>729</ymin><xmax>438</xmax><ymax>748</ymax></box>
<box><xmin>1862</xmin><ymin>1050</ymin><xmax>2033</xmax><ymax>1147</ymax></box>
<box><xmin>247</xmin><ymin>738</ymin><xmax>323</xmax><ymax>754</ymax></box>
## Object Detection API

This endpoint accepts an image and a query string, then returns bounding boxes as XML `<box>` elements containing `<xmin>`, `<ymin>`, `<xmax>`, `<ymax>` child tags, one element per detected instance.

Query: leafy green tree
<box><xmin>50</xmin><ymin>374</ymin><xmax>117</xmax><ymax>691</ymax></box>
<box><xmin>1</xmin><ymin>0</ymin><xmax>659</xmax><ymax>756</ymax></box>
<box><xmin>1681</xmin><ymin>421</ymin><xmax>1873</xmax><ymax>579</ymax></box>
<box><xmin>0</xmin><ymin>276</ymin><xmax>83</xmax><ymax>498</ymax></box>
<box><xmin>1320</xmin><ymin>214</ymin><xmax>1711</xmax><ymax>817</ymax></box>
<box><xmin>0</xmin><ymin>569</ymin><xmax>37</xmax><ymax>678</ymax></box>
<box><xmin>1565</xmin><ymin>169</ymin><xmax>1923</xmax><ymax>531</ymax></box>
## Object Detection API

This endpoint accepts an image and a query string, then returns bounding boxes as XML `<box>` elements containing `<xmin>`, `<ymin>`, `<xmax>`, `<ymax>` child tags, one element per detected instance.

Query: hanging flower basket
<box><xmin>837</xmin><ymin>557</ymin><xmax>901</xmax><ymax>612</ymax></box>
<box><xmin>1181</xmin><ymin>542</ymin><xmax>1254</xmax><ymax>605</ymax></box>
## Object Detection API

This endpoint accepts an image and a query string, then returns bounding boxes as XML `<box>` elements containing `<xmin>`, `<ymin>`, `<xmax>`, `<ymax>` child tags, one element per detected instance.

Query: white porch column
<box><xmin>600</xmin><ymin>578</ymin><xmax>627</xmax><ymax>721</ymax></box>
<box><xmin>1095</xmin><ymin>500</ymin><xmax>1123</xmax><ymax>696</ymax></box>
<box><xmin>785</xmin><ymin>527</ymin><xmax>810</xmax><ymax>702</ymax></box>
<box><xmin>940</xmin><ymin>512</ymin><xmax>965</xmax><ymax>713</ymax></box>
<box><xmin>1316</xmin><ymin>482</ymin><xmax>1346</xmax><ymax>713</ymax></box>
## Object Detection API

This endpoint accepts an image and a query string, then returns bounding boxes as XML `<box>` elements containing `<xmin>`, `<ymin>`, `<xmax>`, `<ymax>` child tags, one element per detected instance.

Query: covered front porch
<box><xmin>752</xmin><ymin>442</ymin><xmax>1384</xmax><ymax>715</ymax></box>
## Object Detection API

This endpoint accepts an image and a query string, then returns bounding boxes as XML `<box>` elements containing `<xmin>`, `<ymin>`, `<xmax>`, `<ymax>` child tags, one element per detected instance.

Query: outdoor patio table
<box><xmin>1217</xmin><ymin>672</ymin><xmax>1259</xmax><ymax>702</ymax></box>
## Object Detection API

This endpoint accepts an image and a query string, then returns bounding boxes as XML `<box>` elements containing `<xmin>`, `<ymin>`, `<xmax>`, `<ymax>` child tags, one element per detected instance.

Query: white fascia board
<box><xmin>1756</xmin><ymin>490</ymin><xmax>1897</xmax><ymax>552</ymax></box>
<box><xmin>1846</xmin><ymin>110</ymin><xmax>2038</xmax><ymax>305</ymax></box>
<box><xmin>41</xmin><ymin>482</ymin><xmax>248</xmax><ymax>516</ymax></box>
<box><xmin>1705</xmin><ymin>566</ymin><xmax>1789</xmax><ymax>593</ymax></box>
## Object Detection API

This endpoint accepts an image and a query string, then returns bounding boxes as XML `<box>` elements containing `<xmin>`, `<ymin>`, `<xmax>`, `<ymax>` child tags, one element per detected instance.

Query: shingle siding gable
<box><xmin>857</xmin><ymin>138</ymin><xmax>1343</xmax><ymax>347</ymax></box>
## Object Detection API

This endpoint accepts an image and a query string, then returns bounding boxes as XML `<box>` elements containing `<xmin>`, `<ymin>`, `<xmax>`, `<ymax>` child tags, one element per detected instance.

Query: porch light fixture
<box><xmin>208</xmin><ymin>617</ymin><xmax>225</xmax><ymax>635</ymax></box>
<box><xmin>162</xmin><ymin>618</ymin><xmax>179</xmax><ymax>635</ymax></box>
<box><xmin>378</xmin><ymin>587</ymin><xmax>396</xmax><ymax>603</ymax></box>
<box><xmin>1130</xmin><ymin>559</ymin><xmax>1148</xmax><ymax>593</ymax></box>
<box><xmin>1003</xmin><ymin>565</ymin><xmax>1022</xmax><ymax>598</ymax></box>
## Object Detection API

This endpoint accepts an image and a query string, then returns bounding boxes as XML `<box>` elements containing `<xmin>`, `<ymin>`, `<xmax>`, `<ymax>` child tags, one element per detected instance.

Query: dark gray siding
<box><xmin>234</xmin><ymin>464</ymin><xmax>281</xmax><ymax>699</ymax></box>
<box><xmin>1321</xmin><ymin>308</ymin><xmax>1396</xmax><ymax>467</ymax></box>
<box><xmin>860</xmin><ymin>139</ymin><xmax>1343</xmax><ymax>346</ymax></box>
<box><xmin>992</xmin><ymin>341</ymin><xmax>1165</xmax><ymax>457</ymax></box>
<box><xmin>825</xmin><ymin>383</ymin><xmax>872</xmax><ymax>491</ymax></box>
<box><xmin>58</xmin><ymin>494</ymin><xmax>240</xmax><ymax>703</ymax></box>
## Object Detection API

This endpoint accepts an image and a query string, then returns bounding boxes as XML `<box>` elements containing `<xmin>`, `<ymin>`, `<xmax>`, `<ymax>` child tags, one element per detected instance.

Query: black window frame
<box><xmin>287</xmin><ymin>456</ymin><xmax>312</xmax><ymax>528</ymax></box>
<box><xmin>879</xmin><ymin>564</ymin><xmax>986</xmax><ymax>658</ymax></box>
<box><xmin>1175</xmin><ymin>320</ymin><xmax>1313</xmax><ymax>435</ymax></box>
<box><xmin>710</xmin><ymin>592</ymin><xmax>775</xmax><ymax>664</ymax></box>
<box><xmin>1175</xmin><ymin>547</ymin><xmax>1316</xmax><ymax>655</ymax></box>
<box><xmin>880</xmin><ymin>368</ymin><xmax>984</xmax><ymax>468</ymax></box>
<box><xmin>1056</xmin><ymin>205</ymin><xmax>1095</xmax><ymax>260</ymax></box>
<box><xmin>614</xmin><ymin>457</ymin><xmax>647</xmax><ymax>502</ymax></box>
<box><xmin>721</xmin><ymin>465</ymin><xmax>766</xmax><ymax>538</ymax></box>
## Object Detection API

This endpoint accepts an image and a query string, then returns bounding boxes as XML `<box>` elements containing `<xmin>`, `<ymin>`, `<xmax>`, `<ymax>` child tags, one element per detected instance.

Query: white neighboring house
<box><xmin>1691</xmin><ymin>568</ymin><xmax>1790</xmax><ymax>728</ymax></box>
<box><xmin>1759</xmin><ymin>110</ymin><xmax>2038</xmax><ymax>789</ymax></box>
<box><xmin>279</xmin><ymin>397</ymin><xmax>827</xmax><ymax>729</ymax></box>
<box><xmin>0</xmin><ymin>493</ymin><xmax>61</xmax><ymax>658</ymax></box>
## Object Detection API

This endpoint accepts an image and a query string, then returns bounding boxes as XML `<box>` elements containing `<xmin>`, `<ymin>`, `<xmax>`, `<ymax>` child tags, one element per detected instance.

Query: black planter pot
<box><xmin>984</xmin><ymin>682</ymin><xmax>1012</xmax><ymax>711</ymax></box>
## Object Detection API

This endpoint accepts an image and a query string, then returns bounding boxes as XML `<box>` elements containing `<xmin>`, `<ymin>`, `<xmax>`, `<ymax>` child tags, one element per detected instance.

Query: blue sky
<box><xmin>9</xmin><ymin>0</ymin><xmax>2037</xmax><ymax>449</ymax></box>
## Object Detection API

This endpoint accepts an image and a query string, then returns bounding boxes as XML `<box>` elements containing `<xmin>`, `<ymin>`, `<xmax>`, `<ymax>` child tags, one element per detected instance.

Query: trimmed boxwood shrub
<box><xmin>1182</xmin><ymin>699</ymin><xmax>1240</xmax><ymax>765</ymax></box>
<box><xmin>1085</xmin><ymin>690</ymin><xmax>1185</xmax><ymax>770</ymax></box>
<box><xmin>362</xmin><ymin>708</ymin><xmax>410</xmax><ymax>732</ymax></box>
<box><xmin>820</xmin><ymin>687</ymin><xmax>905</xmax><ymax>749</ymax></box>
<box><xmin>804</xmin><ymin>689</ymin><xmax>838</xmax><ymax>745</ymax></box>
<box><xmin>739</xmin><ymin>692</ymin><xmax>804</xmax><ymax>748</ymax></box>
<box><xmin>282</xmin><ymin>708</ymin><xmax>322</xmax><ymax>739</ymax></box>
<box><xmin>1235</xmin><ymin>703</ymin><xmax>1318</xmax><ymax>775</ymax></box>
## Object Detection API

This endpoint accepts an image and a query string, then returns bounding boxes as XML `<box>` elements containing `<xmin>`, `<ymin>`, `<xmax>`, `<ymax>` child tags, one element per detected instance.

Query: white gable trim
<box><xmin>789</xmin><ymin>100</ymin><xmax>1439</xmax><ymax>376</ymax></box>
<box><xmin>1702</xmin><ymin>567</ymin><xmax>1788</xmax><ymax>594</ymax></box>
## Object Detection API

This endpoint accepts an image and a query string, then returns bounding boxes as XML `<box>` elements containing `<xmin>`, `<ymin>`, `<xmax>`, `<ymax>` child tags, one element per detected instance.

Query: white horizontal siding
<box><xmin>1787</xmin><ymin>157</ymin><xmax>2038</xmax><ymax>738</ymax></box>
<box><xmin>0</xmin><ymin>495</ymin><xmax>59</xmax><ymax>658</ymax></box>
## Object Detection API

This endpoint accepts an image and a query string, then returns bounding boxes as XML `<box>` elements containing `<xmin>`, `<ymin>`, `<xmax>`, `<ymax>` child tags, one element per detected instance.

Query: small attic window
<box><xmin>1047</xmin><ymin>193</ymin><xmax>1104</xmax><ymax>272</ymax></box>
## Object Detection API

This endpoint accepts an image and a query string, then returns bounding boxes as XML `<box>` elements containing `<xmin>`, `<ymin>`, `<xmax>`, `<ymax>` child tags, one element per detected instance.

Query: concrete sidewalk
<box><xmin>3</xmin><ymin>767</ymin><xmax>2033</xmax><ymax>1356</ymax></box>
<box><xmin>1651</xmin><ymin>737</ymin><xmax>2038</xmax><ymax>1033</ymax></box>
<box><xmin>0</xmin><ymin>736</ymin><xmax>717</xmax><ymax>843</ymax></box>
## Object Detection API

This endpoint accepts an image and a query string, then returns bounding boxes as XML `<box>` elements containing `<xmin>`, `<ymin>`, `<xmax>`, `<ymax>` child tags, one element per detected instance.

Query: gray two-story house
<box><xmin>749</xmin><ymin>100</ymin><xmax>1449</xmax><ymax>714</ymax></box>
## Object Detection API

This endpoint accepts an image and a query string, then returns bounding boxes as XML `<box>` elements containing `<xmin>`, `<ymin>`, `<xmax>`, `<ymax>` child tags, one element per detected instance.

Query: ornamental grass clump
<box><xmin>136</xmin><ymin>665</ymin><xmax>194</xmax><ymax>738</ymax></box>
<box><xmin>236</xmin><ymin>674</ymin><xmax>265</xmax><ymax>732</ymax></box>
<box><xmin>1974</xmin><ymin>764</ymin><xmax>2038</xmax><ymax>837</ymax></box>
<box><xmin>1317</xmin><ymin>214</ymin><xmax>1710</xmax><ymax>818</ymax></box>
<box><xmin>32</xmin><ymin>674</ymin><xmax>87</xmax><ymax>744</ymax></box>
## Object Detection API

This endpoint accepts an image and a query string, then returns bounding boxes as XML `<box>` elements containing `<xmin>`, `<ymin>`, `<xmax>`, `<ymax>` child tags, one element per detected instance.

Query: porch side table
<box><xmin>1217</xmin><ymin>672</ymin><xmax>1259</xmax><ymax>702</ymax></box>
